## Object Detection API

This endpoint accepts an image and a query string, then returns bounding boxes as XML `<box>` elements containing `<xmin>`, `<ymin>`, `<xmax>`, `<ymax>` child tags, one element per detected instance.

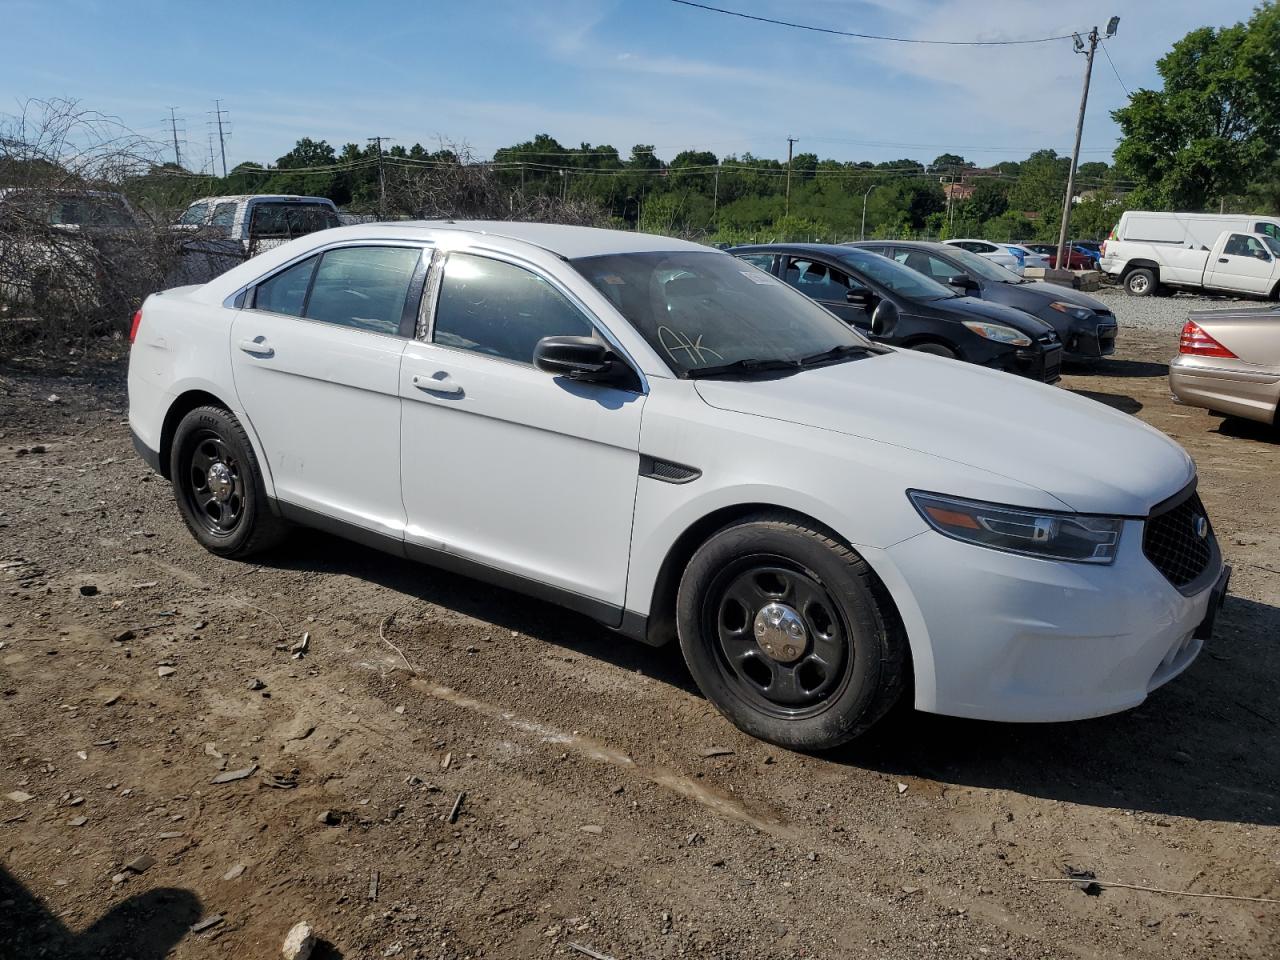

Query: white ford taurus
<box><xmin>127</xmin><ymin>221</ymin><xmax>1229</xmax><ymax>749</ymax></box>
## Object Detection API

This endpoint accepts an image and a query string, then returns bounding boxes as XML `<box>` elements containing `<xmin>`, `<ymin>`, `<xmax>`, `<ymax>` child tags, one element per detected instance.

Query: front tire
<box><xmin>676</xmin><ymin>513</ymin><xmax>907</xmax><ymax>750</ymax></box>
<box><xmin>170</xmin><ymin>405</ymin><xmax>286</xmax><ymax>558</ymax></box>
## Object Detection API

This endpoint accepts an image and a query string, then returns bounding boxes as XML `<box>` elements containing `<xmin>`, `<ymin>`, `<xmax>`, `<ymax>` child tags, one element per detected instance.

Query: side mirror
<box><xmin>946</xmin><ymin>274</ymin><xmax>977</xmax><ymax>291</ymax></box>
<box><xmin>846</xmin><ymin>288</ymin><xmax>872</xmax><ymax>308</ymax></box>
<box><xmin>534</xmin><ymin>335</ymin><xmax>622</xmax><ymax>383</ymax></box>
<box><xmin>870</xmin><ymin>299</ymin><xmax>900</xmax><ymax>338</ymax></box>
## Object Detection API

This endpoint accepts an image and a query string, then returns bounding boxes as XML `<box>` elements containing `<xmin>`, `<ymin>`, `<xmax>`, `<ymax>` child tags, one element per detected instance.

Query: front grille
<box><xmin>1143</xmin><ymin>492</ymin><xmax>1215</xmax><ymax>590</ymax></box>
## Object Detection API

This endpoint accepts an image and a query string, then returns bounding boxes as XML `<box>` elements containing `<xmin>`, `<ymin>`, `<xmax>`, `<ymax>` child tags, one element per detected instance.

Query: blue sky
<box><xmin>0</xmin><ymin>0</ymin><xmax>1261</xmax><ymax>171</ymax></box>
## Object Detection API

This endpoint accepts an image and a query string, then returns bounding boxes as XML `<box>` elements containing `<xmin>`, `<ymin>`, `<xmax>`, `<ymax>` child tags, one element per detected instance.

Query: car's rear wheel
<box><xmin>676</xmin><ymin>513</ymin><xmax>907</xmax><ymax>750</ymax></box>
<box><xmin>171</xmin><ymin>405</ymin><xmax>285</xmax><ymax>558</ymax></box>
<box><xmin>1124</xmin><ymin>268</ymin><xmax>1156</xmax><ymax>296</ymax></box>
<box><xmin>910</xmin><ymin>342</ymin><xmax>957</xmax><ymax>359</ymax></box>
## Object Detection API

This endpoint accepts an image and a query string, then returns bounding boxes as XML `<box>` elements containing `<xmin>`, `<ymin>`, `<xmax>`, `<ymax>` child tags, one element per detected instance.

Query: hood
<box><xmin>1005</xmin><ymin>281</ymin><xmax>1110</xmax><ymax>314</ymax></box>
<box><xmin>927</xmin><ymin>295</ymin><xmax>1055</xmax><ymax>335</ymax></box>
<box><xmin>694</xmin><ymin>350</ymin><xmax>1193</xmax><ymax>517</ymax></box>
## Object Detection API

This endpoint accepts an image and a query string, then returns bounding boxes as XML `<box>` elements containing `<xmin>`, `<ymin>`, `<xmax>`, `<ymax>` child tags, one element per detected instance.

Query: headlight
<box><xmin>960</xmin><ymin>321</ymin><xmax>1031</xmax><ymax>346</ymax></box>
<box><xmin>908</xmin><ymin>490</ymin><xmax>1123</xmax><ymax>564</ymax></box>
<box><xmin>1049</xmin><ymin>301</ymin><xmax>1093</xmax><ymax>321</ymax></box>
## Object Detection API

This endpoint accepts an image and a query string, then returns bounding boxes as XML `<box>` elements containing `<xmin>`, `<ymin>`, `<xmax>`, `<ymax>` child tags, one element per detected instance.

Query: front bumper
<box><xmin>1169</xmin><ymin>354</ymin><xmax>1280</xmax><ymax>425</ymax></box>
<box><xmin>882</xmin><ymin>518</ymin><xmax>1225</xmax><ymax>723</ymax></box>
<box><xmin>987</xmin><ymin>341</ymin><xmax>1063</xmax><ymax>383</ymax></box>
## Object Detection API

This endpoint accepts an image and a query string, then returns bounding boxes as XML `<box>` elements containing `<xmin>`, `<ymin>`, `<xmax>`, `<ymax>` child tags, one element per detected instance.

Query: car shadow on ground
<box><xmin>265</xmin><ymin>530</ymin><xmax>700</xmax><ymax>696</ymax></box>
<box><xmin>1068</xmin><ymin>388</ymin><xmax>1143</xmax><ymax>415</ymax></box>
<box><xmin>1076</xmin><ymin>357</ymin><xmax>1169</xmax><ymax>378</ymax></box>
<box><xmin>264</xmin><ymin>532</ymin><xmax>1279</xmax><ymax>828</ymax></box>
<box><xmin>1214</xmin><ymin>416</ymin><xmax>1279</xmax><ymax>444</ymax></box>
<box><xmin>836</xmin><ymin>593</ymin><xmax>1280</xmax><ymax>828</ymax></box>
<box><xmin>0</xmin><ymin>863</ymin><xmax>202</xmax><ymax>958</ymax></box>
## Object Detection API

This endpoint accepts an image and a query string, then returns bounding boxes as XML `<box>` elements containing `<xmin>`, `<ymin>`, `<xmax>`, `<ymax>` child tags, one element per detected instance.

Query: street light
<box><xmin>860</xmin><ymin>184</ymin><xmax>880</xmax><ymax>241</ymax></box>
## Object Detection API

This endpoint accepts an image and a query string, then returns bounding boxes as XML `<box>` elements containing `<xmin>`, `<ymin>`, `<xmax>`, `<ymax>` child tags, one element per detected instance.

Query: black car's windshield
<box><xmin>835</xmin><ymin>247</ymin><xmax>957</xmax><ymax>301</ymax></box>
<box><xmin>571</xmin><ymin>251</ymin><xmax>873</xmax><ymax>377</ymax></box>
<box><xmin>939</xmin><ymin>245</ymin><xmax>1023</xmax><ymax>283</ymax></box>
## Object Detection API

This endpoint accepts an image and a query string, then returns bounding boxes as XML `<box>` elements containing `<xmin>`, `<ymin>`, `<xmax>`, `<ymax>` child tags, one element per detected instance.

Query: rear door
<box><xmin>1205</xmin><ymin>234</ymin><xmax>1277</xmax><ymax>294</ymax></box>
<box><xmin>229</xmin><ymin>242</ymin><xmax>427</xmax><ymax>538</ymax></box>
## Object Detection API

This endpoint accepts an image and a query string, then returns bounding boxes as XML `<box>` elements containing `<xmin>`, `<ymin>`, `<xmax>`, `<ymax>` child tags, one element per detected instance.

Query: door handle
<box><xmin>1218</xmin><ymin>257</ymin><xmax>1230</xmax><ymax>263</ymax></box>
<box><xmin>412</xmin><ymin>373</ymin><xmax>463</xmax><ymax>396</ymax></box>
<box><xmin>238</xmin><ymin>337</ymin><xmax>274</xmax><ymax>357</ymax></box>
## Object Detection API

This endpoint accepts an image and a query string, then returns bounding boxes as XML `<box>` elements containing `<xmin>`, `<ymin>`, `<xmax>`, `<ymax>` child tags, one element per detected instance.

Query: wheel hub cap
<box><xmin>753</xmin><ymin>602</ymin><xmax>808</xmax><ymax>663</ymax></box>
<box><xmin>207</xmin><ymin>461</ymin><xmax>234</xmax><ymax>503</ymax></box>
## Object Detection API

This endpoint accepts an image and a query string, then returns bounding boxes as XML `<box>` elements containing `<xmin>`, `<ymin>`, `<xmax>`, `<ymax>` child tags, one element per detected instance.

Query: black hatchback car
<box><xmin>730</xmin><ymin>244</ymin><xmax>1063</xmax><ymax>383</ymax></box>
<box><xmin>847</xmin><ymin>240</ymin><xmax>1117</xmax><ymax>362</ymax></box>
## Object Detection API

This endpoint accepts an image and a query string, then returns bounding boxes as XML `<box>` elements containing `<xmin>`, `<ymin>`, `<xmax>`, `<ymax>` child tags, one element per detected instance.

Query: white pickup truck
<box><xmin>1101</xmin><ymin>229</ymin><xmax>1280</xmax><ymax>298</ymax></box>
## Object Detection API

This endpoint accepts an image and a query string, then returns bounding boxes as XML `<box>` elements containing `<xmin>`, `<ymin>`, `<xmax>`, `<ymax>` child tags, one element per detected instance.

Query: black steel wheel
<box><xmin>704</xmin><ymin>556</ymin><xmax>852</xmax><ymax>718</ymax></box>
<box><xmin>182</xmin><ymin>431</ymin><xmax>246</xmax><ymax>536</ymax></box>
<box><xmin>677</xmin><ymin>513</ymin><xmax>907</xmax><ymax>750</ymax></box>
<box><xmin>170</xmin><ymin>405</ymin><xmax>286</xmax><ymax>558</ymax></box>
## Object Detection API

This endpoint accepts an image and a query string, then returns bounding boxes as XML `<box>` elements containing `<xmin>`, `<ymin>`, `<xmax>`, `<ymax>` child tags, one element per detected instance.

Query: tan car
<box><xmin>1169</xmin><ymin>306</ymin><xmax>1280</xmax><ymax>425</ymax></box>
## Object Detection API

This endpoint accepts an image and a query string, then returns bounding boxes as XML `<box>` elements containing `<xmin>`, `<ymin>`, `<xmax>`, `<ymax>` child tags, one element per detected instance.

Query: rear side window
<box><xmin>254</xmin><ymin>255</ymin><xmax>317</xmax><ymax>317</ymax></box>
<box><xmin>304</xmin><ymin>246</ymin><xmax>422</xmax><ymax>335</ymax></box>
<box><xmin>433</xmin><ymin>253</ymin><xmax>593</xmax><ymax>364</ymax></box>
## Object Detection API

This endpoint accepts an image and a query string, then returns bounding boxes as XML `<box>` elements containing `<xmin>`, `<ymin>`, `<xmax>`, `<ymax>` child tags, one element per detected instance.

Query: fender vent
<box><xmin>639</xmin><ymin>456</ymin><xmax>701</xmax><ymax>484</ymax></box>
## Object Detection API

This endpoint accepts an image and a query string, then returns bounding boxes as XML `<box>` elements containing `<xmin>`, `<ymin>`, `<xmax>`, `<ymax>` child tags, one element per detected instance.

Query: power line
<box><xmin>1099</xmin><ymin>41</ymin><xmax>1131</xmax><ymax>97</ymax></box>
<box><xmin>669</xmin><ymin>0</ymin><xmax>1086</xmax><ymax>45</ymax></box>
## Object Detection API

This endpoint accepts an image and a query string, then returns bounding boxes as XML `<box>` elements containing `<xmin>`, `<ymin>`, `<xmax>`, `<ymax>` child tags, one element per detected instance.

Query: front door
<box><xmin>1206</xmin><ymin>234</ymin><xmax>1277</xmax><ymax>295</ymax></box>
<box><xmin>229</xmin><ymin>242</ymin><xmax>426</xmax><ymax>538</ymax></box>
<box><xmin>398</xmin><ymin>250</ymin><xmax>645</xmax><ymax>619</ymax></box>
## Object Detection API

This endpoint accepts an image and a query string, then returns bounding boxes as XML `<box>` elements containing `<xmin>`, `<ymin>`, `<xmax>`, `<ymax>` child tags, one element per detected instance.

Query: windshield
<box><xmin>939</xmin><ymin>245</ymin><xmax>1023</xmax><ymax>283</ymax></box>
<box><xmin>836</xmin><ymin>247</ymin><xmax>957</xmax><ymax>300</ymax></box>
<box><xmin>571</xmin><ymin>251</ymin><xmax>871</xmax><ymax>376</ymax></box>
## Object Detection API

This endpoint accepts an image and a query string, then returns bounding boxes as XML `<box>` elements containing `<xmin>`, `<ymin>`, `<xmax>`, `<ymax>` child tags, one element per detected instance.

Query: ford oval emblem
<box><xmin>1192</xmin><ymin>515</ymin><xmax>1209</xmax><ymax>540</ymax></box>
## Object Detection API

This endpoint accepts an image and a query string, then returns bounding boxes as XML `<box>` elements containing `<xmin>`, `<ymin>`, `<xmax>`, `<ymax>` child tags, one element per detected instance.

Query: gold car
<box><xmin>1169</xmin><ymin>307</ymin><xmax>1280</xmax><ymax>426</ymax></box>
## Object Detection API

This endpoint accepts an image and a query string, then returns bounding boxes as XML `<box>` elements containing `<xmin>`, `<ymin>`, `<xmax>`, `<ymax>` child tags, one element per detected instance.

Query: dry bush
<box><xmin>0</xmin><ymin>98</ymin><xmax>169</xmax><ymax>349</ymax></box>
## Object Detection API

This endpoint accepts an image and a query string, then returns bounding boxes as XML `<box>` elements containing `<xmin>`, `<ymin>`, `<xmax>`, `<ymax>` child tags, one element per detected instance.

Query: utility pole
<box><xmin>785</xmin><ymin>137</ymin><xmax>798</xmax><ymax>218</ymax></box>
<box><xmin>713</xmin><ymin>160</ymin><xmax>720</xmax><ymax>217</ymax></box>
<box><xmin>368</xmin><ymin>136</ymin><xmax>394</xmax><ymax>218</ymax></box>
<box><xmin>860</xmin><ymin>183</ymin><xmax>879</xmax><ymax>241</ymax></box>
<box><xmin>212</xmin><ymin>100</ymin><xmax>230</xmax><ymax>178</ymax></box>
<box><xmin>1056</xmin><ymin>18</ymin><xmax>1119</xmax><ymax>271</ymax></box>
<box><xmin>166</xmin><ymin>107</ymin><xmax>183</xmax><ymax>168</ymax></box>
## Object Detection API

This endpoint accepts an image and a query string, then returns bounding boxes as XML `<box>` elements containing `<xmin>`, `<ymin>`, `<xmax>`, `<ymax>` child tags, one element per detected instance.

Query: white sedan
<box><xmin>944</xmin><ymin>238</ymin><xmax>1024</xmax><ymax>275</ymax></box>
<box><xmin>128</xmin><ymin>221</ymin><xmax>1228</xmax><ymax>749</ymax></box>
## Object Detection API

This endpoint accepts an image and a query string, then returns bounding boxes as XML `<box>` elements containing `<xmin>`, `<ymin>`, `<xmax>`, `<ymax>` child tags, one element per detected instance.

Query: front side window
<box><xmin>782</xmin><ymin>258</ymin><xmax>860</xmax><ymax>301</ymax></box>
<box><xmin>178</xmin><ymin>202</ymin><xmax>209</xmax><ymax>226</ymax></box>
<box><xmin>304</xmin><ymin>246</ymin><xmax>422</xmax><ymax>335</ymax></box>
<box><xmin>838</xmin><ymin>248</ymin><xmax>957</xmax><ymax>300</ymax></box>
<box><xmin>249</xmin><ymin>202</ymin><xmax>340</xmax><ymax>238</ymax></box>
<box><xmin>210</xmin><ymin>202</ymin><xmax>236</xmax><ymax>234</ymax></box>
<box><xmin>433</xmin><ymin>253</ymin><xmax>593</xmax><ymax>363</ymax></box>
<box><xmin>737</xmin><ymin>253</ymin><xmax>776</xmax><ymax>272</ymax></box>
<box><xmin>935</xmin><ymin>244</ymin><xmax>1021</xmax><ymax>283</ymax></box>
<box><xmin>571</xmin><ymin>250</ymin><xmax>870</xmax><ymax>376</ymax></box>
<box><xmin>1254</xmin><ymin>222</ymin><xmax>1279</xmax><ymax>240</ymax></box>
<box><xmin>894</xmin><ymin>249</ymin><xmax>965</xmax><ymax>282</ymax></box>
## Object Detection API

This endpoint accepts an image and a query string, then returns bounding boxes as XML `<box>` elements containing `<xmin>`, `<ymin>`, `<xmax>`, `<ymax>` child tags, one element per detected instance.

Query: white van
<box><xmin>1107</xmin><ymin>211</ymin><xmax>1280</xmax><ymax>251</ymax></box>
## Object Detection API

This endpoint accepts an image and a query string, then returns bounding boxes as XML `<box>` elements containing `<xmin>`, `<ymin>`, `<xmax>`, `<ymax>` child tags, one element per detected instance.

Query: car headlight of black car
<box><xmin>1049</xmin><ymin>301</ymin><xmax>1094</xmax><ymax>322</ymax></box>
<box><xmin>908</xmin><ymin>491</ymin><xmax>1123</xmax><ymax>564</ymax></box>
<box><xmin>960</xmin><ymin>321</ymin><xmax>1031</xmax><ymax>346</ymax></box>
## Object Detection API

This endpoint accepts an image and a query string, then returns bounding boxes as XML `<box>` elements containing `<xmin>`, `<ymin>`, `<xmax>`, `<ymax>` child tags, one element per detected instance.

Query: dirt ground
<box><xmin>1</xmin><ymin>326</ymin><xmax>1277</xmax><ymax>960</ymax></box>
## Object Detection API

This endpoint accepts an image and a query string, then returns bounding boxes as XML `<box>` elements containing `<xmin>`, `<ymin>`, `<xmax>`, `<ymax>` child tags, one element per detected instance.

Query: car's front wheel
<box><xmin>676</xmin><ymin>513</ymin><xmax>907</xmax><ymax>750</ymax></box>
<box><xmin>170</xmin><ymin>405</ymin><xmax>285</xmax><ymax>558</ymax></box>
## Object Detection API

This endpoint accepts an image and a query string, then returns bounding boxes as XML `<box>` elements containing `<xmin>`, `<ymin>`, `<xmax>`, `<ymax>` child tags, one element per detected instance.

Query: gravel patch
<box><xmin>1091</xmin><ymin>284</ymin><xmax>1270</xmax><ymax>333</ymax></box>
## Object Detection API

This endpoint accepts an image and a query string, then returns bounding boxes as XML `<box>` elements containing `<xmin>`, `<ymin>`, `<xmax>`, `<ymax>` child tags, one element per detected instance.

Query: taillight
<box><xmin>128</xmin><ymin>309</ymin><xmax>142</xmax><ymax>344</ymax></box>
<box><xmin>1178</xmin><ymin>320</ymin><xmax>1236</xmax><ymax>358</ymax></box>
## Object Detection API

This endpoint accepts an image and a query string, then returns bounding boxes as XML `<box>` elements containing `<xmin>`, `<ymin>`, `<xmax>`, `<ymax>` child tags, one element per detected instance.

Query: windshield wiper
<box><xmin>797</xmin><ymin>343</ymin><xmax>874</xmax><ymax>367</ymax></box>
<box><xmin>685</xmin><ymin>358</ymin><xmax>801</xmax><ymax>379</ymax></box>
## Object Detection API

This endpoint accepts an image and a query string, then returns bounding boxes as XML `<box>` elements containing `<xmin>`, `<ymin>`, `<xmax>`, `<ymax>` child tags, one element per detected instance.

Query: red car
<box><xmin>1024</xmin><ymin>243</ymin><xmax>1094</xmax><ymax>270</ymax></box>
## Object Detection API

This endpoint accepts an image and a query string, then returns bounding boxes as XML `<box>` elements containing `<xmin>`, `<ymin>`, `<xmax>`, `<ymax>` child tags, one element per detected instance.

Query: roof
<box><xmin>347</xmin><ymin>220</ymin><xmax>712</xmax><ymax>259</ymax></box>
<box><xmin>729</xmin><ymin>242</ymin><xmax>869</xmax><ymax>258</ymax></box>
<box><xmin>845</xmin><ymin>240</ymin><xmax>952</xmax><ymax>252</ymax></box>
<box><xmin>185</xmin><ymin>195</ymin><xmax>335</xmax><ymax>206</ymax></box>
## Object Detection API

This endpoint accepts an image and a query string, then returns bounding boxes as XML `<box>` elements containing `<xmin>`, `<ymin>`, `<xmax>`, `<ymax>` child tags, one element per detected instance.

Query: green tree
<box><xmin>1112</xmin><ymin>2</ymin><xmax>1280</xmax><ymax>209</ymax></box>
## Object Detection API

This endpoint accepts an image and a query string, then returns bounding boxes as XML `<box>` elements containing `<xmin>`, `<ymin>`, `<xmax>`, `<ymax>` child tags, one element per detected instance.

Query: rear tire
<box><xmin>910</xmin><ymin>342</ymin><xmax>958</xmax><ymax>360</ymax></box>
<box><xmin>170</xmin><ymin>405</ymin><xmax>286</xmax><ymax>558</ymax></box>
<box><xmin>675</xmin><ymin>513</ymin><xmax>907</xmax><ymax>750</ymax></box>
<box><xmin>1124</xmin><ymin>268</ymin><xmax>1157</xmax><ymax>297</ymax></box>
